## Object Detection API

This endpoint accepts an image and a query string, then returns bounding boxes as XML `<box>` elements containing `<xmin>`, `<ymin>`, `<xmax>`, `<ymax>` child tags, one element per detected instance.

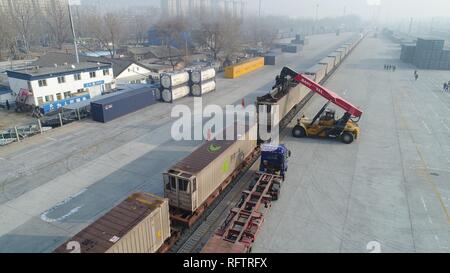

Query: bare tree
<box><xmin>192</xmin><ymin>12</ymin><xmax>242</xmax><ymax>61</ymax></box>
<box><xmin>0</xmin><ymin>9</ymin><xmax>15</xmax><ymax>60</ymax></box>
<box><xmin>45</xmin><ymin>1</ymin><xmax>71</xmax><ymax>49</ymax></box>
<box><xmin>85</xmin><ymin>12</ymin><xmax>124</xmax><ymax>58</ymax></box>
<box><xmin>154</xmin><ymin>18</ymin><xmax>187</xmax><ymax>69</ymax></box>
<box><xmin>10</xmin><ymin>2</ymin><xmax>35</xmax><ymax>54</ymax></box>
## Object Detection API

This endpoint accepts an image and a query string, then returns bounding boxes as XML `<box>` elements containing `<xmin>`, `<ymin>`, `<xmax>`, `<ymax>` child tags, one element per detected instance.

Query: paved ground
<box><xmin>253</xmin><ymin>36</ymin><xmax>450</xmax><ymax>253</ymax></box>
<box><xmin>0</xmin><ymin>32</ymin><xmax>357</xmax><ymax>253</ymax></box>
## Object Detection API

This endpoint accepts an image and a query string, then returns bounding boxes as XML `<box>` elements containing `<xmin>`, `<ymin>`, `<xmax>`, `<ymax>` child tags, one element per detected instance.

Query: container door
<box><xmin>191</xmin><ymin>178</ymin><xmax>197</xmax><ymax>210</ymax></box>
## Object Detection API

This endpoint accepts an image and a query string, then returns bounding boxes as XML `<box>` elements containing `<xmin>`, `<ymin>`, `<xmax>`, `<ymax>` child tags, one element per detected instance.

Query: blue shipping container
<box><xmin>90</xmin><ymin>87</ymin><xmax>157</xmax><ymax>123</ymax></box>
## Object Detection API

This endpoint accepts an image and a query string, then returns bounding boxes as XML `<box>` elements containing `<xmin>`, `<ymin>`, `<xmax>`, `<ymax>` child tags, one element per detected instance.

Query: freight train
<box><xmin>54</xmin><ymin>33</ymin><xmax>366</xmax><ymax>254</ymax></box>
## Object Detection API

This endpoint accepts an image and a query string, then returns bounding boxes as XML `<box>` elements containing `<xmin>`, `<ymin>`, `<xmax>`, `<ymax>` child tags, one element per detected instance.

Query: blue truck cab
<box><xmin>259</xmin><ymin>144</ymin><xmax>291</xmax><ymax>179</ymax></box>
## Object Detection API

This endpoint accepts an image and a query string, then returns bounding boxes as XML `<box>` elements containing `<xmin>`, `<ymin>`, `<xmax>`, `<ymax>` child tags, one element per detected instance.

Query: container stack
<box><xmin>400</xmin><ymin>44</ymin><xmax>416</xmax><ymax>63</ymax></box>
<box><xmin>159</xmin><ymin>71</ymin><xmax>190</xmax><ymax>103</ymax></box>
<box><xmin>282</xmin><ymin>44</ymin><xmax>301</xmax><ymax>53</ymax></box>
<box><xmin>189</xmin><ymin>67</ymin><xmax>216</xmax><ymax>97</ymax></box>
<box><xmin>400</xmin><ymin>38</ymin><xmax>450</xmax><ymax>70</ymax></box>
<box><xmin>412</xmin><ymin>38</ymin><xmax>444</xmax><ymax>69</ymax></box>
<box><xmin>291</xmin><ymin>34</ymin><xmax>309</xmax><ymax>45</ymax></box>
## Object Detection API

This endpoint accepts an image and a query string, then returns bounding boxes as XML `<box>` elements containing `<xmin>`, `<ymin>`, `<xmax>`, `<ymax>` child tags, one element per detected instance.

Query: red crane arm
<box><xmin>293</xmin><ymin>73</ymin><xmax>363</xmax><ymax>118</ymax></box>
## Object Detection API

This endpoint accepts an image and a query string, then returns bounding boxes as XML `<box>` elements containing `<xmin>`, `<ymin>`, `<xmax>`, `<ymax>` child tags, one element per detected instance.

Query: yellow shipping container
<box><xmin>224</xmin><ymin>57</ymin><xmax>264</xmax><ymax>79</ymax></box>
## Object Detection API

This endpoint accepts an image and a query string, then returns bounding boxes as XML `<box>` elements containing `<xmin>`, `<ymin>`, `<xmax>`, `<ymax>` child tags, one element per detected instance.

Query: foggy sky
<box><xmin>87</xmin><ymin>0</ymin><xmax>450</xmax><ymax>21</ymax></box>
<box><xmin>249</xmin><ymin>0</ymin><xmax>450</xmax><ymax>21</ymax></box>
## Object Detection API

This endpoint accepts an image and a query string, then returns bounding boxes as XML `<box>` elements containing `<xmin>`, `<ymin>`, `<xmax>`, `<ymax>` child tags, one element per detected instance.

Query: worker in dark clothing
<box><xmin>414</xmin><ymin>71</ymin><xmax>419</xmax><ymax>80</ymax></box>
<box><xmin>444</xmin><ymin>83</ymin><xmax>448</xmax><ymax>92</ymax></box>
<box><xmin>5</xmin><ymin>100</ymin><xmax>10</xmax><ymax>110</ymax></box>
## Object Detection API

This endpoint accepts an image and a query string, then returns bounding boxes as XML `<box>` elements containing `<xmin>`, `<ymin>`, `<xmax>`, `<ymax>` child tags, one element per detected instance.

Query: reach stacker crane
<box><xmin>275</xmin><ymin>67</ymin><xmax>363</xmax><ymax>144</ymax></box>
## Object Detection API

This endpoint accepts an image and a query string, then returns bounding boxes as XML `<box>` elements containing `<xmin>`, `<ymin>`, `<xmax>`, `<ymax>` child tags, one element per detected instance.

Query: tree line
<box><xmin>0</xmin><ymin>1</ymin><xmax>362</xmax><ymax>62</ymax></box>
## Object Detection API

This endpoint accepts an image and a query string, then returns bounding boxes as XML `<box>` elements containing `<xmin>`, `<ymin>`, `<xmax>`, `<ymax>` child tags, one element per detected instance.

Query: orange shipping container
<box><xmin>224</xmin><ymin>57</ymin><xmax>264</xmax><ymax>79</ymax></box>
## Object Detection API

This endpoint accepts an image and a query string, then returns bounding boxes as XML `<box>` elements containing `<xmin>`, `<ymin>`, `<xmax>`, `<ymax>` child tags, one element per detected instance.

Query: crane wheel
<box><xmin>341</xmin><ymin>132</ymin><xmax>354</xmax><ymax>144</ymax></box>
<box><xmin>292</xmin><ymin>126</ymin><xmax>306</xmax><ymax>138</ymax></box>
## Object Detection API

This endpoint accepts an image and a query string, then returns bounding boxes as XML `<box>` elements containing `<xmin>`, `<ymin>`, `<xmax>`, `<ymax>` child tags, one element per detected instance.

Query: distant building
<box><xmin>0</xmin><ymin>0</ymin><xmax>66</xmax><ymax>14</ymax></box>
<box><xmin>161</xmin><ymin>0</ymin><xmax>245</xmax><ymax>18</ymax></box>
<box><xmin>127</xmin><ymin>46</ymin><xmax>183</xmax><ymax>62</ymax></box>
<box><xmin>6</xmin><ymin>62</ymin><xmax>114</xmax><ymax>108</ymax></box>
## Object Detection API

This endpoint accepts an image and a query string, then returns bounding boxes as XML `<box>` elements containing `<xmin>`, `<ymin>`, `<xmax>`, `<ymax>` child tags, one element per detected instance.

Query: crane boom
<box><xmin>278</xmin><ymin>67</ymin><xmax>363</xmax><ymax>118</ymax></box>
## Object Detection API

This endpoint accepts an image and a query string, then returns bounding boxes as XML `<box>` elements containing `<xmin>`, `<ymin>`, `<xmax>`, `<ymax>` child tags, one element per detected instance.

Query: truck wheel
<box><xmin>341</xmin><ymin>132</ymin><xmax>354</xmax><ymax>144</ymax></box>
<box><xmin>292</xmin><ymin>126</ymin><xmax>306</xmax><ymax>138</ymax></box>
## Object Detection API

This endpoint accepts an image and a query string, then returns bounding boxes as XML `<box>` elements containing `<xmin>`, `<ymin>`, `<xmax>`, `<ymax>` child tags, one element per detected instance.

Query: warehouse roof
<box><xmin>128</xmin><ymin>46</ymin><xmax>182</xmax><ymax>59</ymax></box>
<box><xmin>54</xmin><ymin>193</ymin><xmax>165</xmax><ymax>253</ymax></box>
<box><xmin>33</xmin><ymin>52</ymin><xmax>149</xmax><ymax>77</ymax></box>
<box><xmin>6</xmin><ymin>62</ymin><xmax>111</xmax><ymax>81</ymax></box>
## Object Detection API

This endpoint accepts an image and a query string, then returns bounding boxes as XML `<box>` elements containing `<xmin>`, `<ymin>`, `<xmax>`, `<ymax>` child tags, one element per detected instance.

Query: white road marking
<box><xmin>0</xmin><ymin>157</ymin><xmax>5</xmax><ymax>161</ymax></box>
<box><xmin>46</xmin><ymin>137</ymin><xmax>57</xmax><ymax>141</ymax></box>
<box><xmin>429</xmin><ymin>107</ymin><xmax>440</xmax><ymax>119</ymax></box>
<box><xmin>421</xmin><ymin>196</ymin><xmax>428</xmax><ymax>212</ymax></box>
<box><xmin>428</xmin><ymin>216</ymin><xmax>433</xmax><ymax>224</ymax></box>
<box><xmin>40</xmin><ymin>188</ymin><xmax>87</xmax><ymax>223</ymax></box>
<box><xmin>422</xmin><ymin>121</ymin><xmax>432</xmax><ymax>134</ymax></box>
<box><xmin>432</xmin><ymin>92</ymin><xmax>439</xmax><ymax>98</ymax></box>
<box><xmin>441</xmin><ymin>121</ymin><xmax>450</xmax><ymax>133</ymax></box>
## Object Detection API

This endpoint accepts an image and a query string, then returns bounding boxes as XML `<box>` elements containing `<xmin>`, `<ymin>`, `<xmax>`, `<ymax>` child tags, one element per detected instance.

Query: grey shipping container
<box><xmin>416</xmin><ymin>38</ymin><xmax>444</xmax><ymax>51</ymax></box>
<box><xmin>282</xmin><ymin>44</ymin><xmax>300</xmax><ymax>53</ymax></box>
<box><xmin>91</xmin><ymin>87</ymin><xmax>157</xmax><ymax>123</ymax></box>
<box><xmin>400</xmin><ymin>44</ymin><xmax>416</xmax><ymax>63</ymax></box>
<box><xmin>264</xmin><ymin>54</ymin><xmax>276</xmax><ymax>65</ymax></box>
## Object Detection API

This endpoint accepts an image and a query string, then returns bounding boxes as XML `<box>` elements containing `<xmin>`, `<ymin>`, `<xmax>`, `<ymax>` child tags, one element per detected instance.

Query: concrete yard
<box><xmin>253</xmin><ymin>35</ymin><xmax>450</xmax><ymax>253</ymax></box>
<box><xmin>0</xmin><ymin>32</ymin><xmax>358</xmax><ymax>252</ymax></box>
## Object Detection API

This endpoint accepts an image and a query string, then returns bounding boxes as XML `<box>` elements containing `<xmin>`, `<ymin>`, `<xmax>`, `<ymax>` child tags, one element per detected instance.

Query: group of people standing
<box><xmin>384</xmin><ymin>64</ymin><xmax>397</xmax><ymax>71</ymax></box>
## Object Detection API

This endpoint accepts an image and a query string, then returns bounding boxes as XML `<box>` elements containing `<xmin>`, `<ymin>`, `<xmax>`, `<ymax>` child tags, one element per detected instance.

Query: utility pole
<box><xmin>408</xmin><ymin>17</ymin><xmax>413</xmax><ymax>34</ymax></box>
<box><xmin>68</xmin><ymin>0</ymin><xmax>80</xmax><ymax>64</ymax></box>
<box><xmin>259</xmin><ymin>0</ymin><xmax>262</xmax><ymax>17</ymax></box>
<box><xmin>315</xmin><ymin>3</ymin><xmax>319</xmax><ymax>34</ymax></box>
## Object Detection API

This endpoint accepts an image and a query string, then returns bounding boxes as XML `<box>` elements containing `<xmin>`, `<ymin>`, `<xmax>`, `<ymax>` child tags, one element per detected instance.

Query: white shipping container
<box><xmin>54</xmin><ymin>193</ymin><xmax>171</xmax><ymax>253</ymax></box>
<box><xmin>160</xmin><ymin>71</ymin><xmax>190</xmax><ymax>89</ymax></box>
<box><xmin>191</xmin><ymin>80</ymin><xmax>216</xmax><ymax>97</ymax></box>
<box><xmin>164</xmin><ymin>124</ymin><xmax>258</xmax><ymax>212</ymax></box>
<box><xmin>161</xmin><ymin>85</ymin><xmax>190</xmax><ymax>103</ymax></box>
<box><xmin>190</xmin><ymin>68</ymin><xmax>216</xmax><ymax>84</ymax></box>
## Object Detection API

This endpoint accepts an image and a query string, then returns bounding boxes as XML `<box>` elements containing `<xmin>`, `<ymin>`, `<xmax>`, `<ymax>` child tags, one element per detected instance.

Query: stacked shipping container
<box><xmin>159</xmin><ymin>71</ymin><xmax>191</xmax><ymax>103</ymax></box>
<box><xmin>400</xmin><ymin>38</ymin><xmax>450</xmax><ymax>70</ymax></box>
<box><xmin>189</xmin><ymin>67</ymin><xmax>216</xmax><ymax>97</ymax></box>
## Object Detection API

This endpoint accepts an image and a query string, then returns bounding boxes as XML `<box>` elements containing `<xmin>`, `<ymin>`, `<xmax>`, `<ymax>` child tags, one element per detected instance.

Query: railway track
<box><xmin>172</xmin><ymin>36</ymin><xmax>362</xmax><ymax>253</ymax></box>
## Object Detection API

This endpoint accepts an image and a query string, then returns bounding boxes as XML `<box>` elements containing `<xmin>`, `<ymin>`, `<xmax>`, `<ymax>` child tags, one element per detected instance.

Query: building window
<box><xmin>103</xmin><ymin>69</ymin><xmax>110</xmax><ymax>76</ymax></box>
<box><xmin>57</xmin><ymin>76</ymin><xmax>65</xmax><ymax>84</ymax></box>
<box><xmin>38</xmin><ymin>79</ymin><xmax>47</xmax><ymax>87</ymax></box>
<box><xmin>45</xmin><ymin>95</ymin><xmax>54</xmax><ymax>102</ymax></box>
<box><xmin>56</xmin><ymin>93</ymin><xmax>62</xmax><ymax>101</ymax></box>
<box><xmin>37</xmin><ymin>97</ymin><xmax>44</xmax><ymax>105</ymax></box>
<box><xmin>105</xmin><ymin>83</ymin><xmax>112</xmax><ymax>90</ymax></box>
<box><xmin>77</xmin><ymin>88</ymin><xmax>84</xmax><ymax>93</ymax></box>
<box><xmin>89</xmin><ymin>71</ymin><xmax>96</xmax><ymax>78</ymax></box>
<box><xmin>74</xmin><ymin>73</ymin><xmax>81</xmax><ymax>81</ymax></box>
<box><xmin>63</xmin><ymin>91</ymin><xmax>71</xmax><ymax>98</ymax></box>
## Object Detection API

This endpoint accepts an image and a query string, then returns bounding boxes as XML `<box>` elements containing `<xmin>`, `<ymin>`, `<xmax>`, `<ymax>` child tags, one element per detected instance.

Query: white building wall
<box><xmin>8</xmin><ymin>67</ymin><xmax>114</xmax><ymax>106</ymax></box>
<box><xmin>116</xmin><ymin>64</ymin><xmax>152</xmax><ymax>84</ymax></box>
